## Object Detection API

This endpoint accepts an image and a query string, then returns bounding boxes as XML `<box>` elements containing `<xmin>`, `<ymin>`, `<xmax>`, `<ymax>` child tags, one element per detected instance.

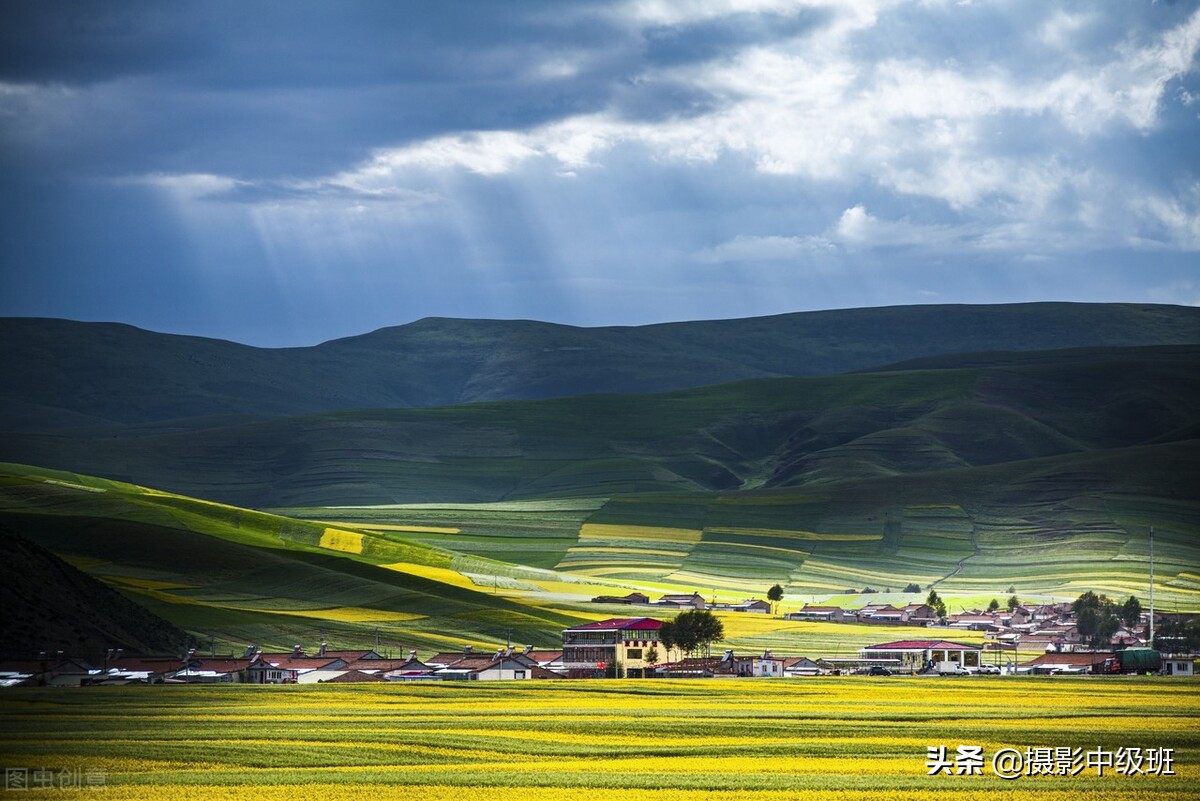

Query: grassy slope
<box><xmin>4</xmin><ymin>346</ymin><xmax>1197</xmax><ymax>509</ymax></box>
<box><xmin>3</xmin><ymin>302</ymin><xmax>1197</xmax><ymax>430</ymax></box>
<box><xmin>0</xmin><ymin>465</ymin><xmax>589</xmax><ymax>655</ymax></box>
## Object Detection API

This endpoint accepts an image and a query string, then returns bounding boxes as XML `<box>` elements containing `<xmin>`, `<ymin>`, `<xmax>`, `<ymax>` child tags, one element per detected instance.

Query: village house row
<box><xmin>3</xmin><ymin>599</ymin><xmax>1194</xmax><ymax>686</ymax></box>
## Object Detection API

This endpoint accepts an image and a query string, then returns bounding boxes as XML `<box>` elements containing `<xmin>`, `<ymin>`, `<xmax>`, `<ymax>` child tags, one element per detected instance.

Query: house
<box><xmin>657</xmin><ymin>655</ymin><xmax>739</xmax><ymax>678</ymax></box>
<box><xmin>433</xmin><ymin>653</ymin><xmax>540</xmax><ymax>681</ymax></box>
<box><xmin>902</xmin><ymin>604</ymin><xmax>936</xmax><ymax>625</ymax></box>
<box><xmin>1022</xmin><ymin>652</ymin><xmax>1111</xmax><ymax>675</ymax></box>
<box><xmin>175</xmin><ymin>657</ymin><xmax>252</xmax><ymax>683</ymax></box>
<box><xmin>861</xmin><ymin>605</ymin><xmax>909</xmax><ymax>624</ymax></box>
<box><xmin>751</xmin><ymin>650</ymin><xmax>786</xmax><ymax>677</ymax></box>
<box><xmin>87</xmin><ymin>657</ymin><xmax>186</xmax><ymax>685</ymax></box>
<box><xmin>591</xmin><ymin>592</ymin><xmax>650</xmax><ymax>605</ymax></box>
<box><xmin>244</xmin><ymin>658</ymin><xmax>298</xmax><ymax>684</ymax></box>
<box><xmin>858</xmin><ymin>640</ymin><xmax>984</xmax><ymax>672</ymax></box>
<box><xmin>786</xmin><ymin>605</ymin><xmax>849</xmax><ymax>623</ymax></box>
<box><xmin>947</xmin><ymin>614</ymin><xmax>1001</xmax><ymax>632</ymax></box>
<box><xmin>562</xmin><ymin>617</ymin><xmax>683</xmax><ymax>678</ymax></box>
<box><xmin>381</xmin><ymin>656</ymin><xmax>436</xmax><ymax>681</ymax></box>
<box><xmin>260</xmin><ymin>655</ymin><xmax>348</xmax><ymax>682</ymax></box>
<box><xmin>0</xmin><ymin>657</ymin><xmax>95</xmax><ymax>687</ymax></box>
<box><xmin>781</xmin><ymin>657</ymin><xmax>823</xmax><ymax>677</ymax></box>
<box><xmin>1163</xmin><ymin>657</ymin><xmax>1194</xmax><ymax>676</ymax></box>
<box><xmin>654</xmin><ymin>592</ymin><xmax>706</xmax><ymax>609</ymax></box>
<box><xmin>522</xmin><ymin>648</ymin><xmax>565</xmax><ymax>673</ymax></box>
<box><xmin>711</xmin><ymin>599</ymin><xmax>772</xmax><ymax>614</ymax></box>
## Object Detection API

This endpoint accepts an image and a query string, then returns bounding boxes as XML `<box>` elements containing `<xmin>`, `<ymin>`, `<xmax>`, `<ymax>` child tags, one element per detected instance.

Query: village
<box><xmin>3</xmin><ymin>590</ymin><xmax>1195</xmax><ymax>687</ymax></box>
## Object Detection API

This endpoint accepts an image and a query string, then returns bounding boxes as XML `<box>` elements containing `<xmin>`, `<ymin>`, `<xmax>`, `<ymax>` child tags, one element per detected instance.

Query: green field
<box><xmin>2</xmin><ymin>459</ymin><xmax>1196</xmax><ymax>661</ymax></box>
<box><xmin>1</xmin><ymin>679</ymin><xmax>1196</xmax><ymax>799</ymax></box>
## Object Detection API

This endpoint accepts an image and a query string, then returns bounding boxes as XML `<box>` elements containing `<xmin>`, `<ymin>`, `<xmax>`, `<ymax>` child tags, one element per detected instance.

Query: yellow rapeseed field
<box><xmin>2</xmin><ymin>678</ymin><xmax>1195</xmax><ymax>800</ymax></box>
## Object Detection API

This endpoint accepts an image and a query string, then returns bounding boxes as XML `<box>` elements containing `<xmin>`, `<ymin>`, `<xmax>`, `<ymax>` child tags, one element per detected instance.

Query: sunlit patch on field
<box><xmin>318</xmin><ymin>528</ymin><xmax>364</xmax><ymax>554</ymax></box>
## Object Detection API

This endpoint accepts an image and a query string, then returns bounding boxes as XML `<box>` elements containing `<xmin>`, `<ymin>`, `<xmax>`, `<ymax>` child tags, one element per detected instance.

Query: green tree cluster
<box><xmin>660</xmin><ymin>609</ymin><xmax>725</xmax><ymax>659</ymax></box>
<box><xmin>1073</xmin><ymin>591</ymin><xmax>1125</xmax><ymax>647</ymax></box>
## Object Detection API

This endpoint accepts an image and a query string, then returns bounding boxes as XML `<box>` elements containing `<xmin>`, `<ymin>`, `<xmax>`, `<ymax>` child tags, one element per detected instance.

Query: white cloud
<box><xmin>134</xmin><ymin>3</ymin><xmax>1200</xmax><ymax>261</ymax></box>
<box><xmin>693</xmin><ymin>233</ymin><xmax>835</xmax><ymax>263</ymax></box>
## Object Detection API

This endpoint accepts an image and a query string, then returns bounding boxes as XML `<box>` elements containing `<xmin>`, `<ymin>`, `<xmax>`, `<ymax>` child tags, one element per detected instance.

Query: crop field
<box><xmin>1</xmin><ymin>679</ymin><xmax>1197</xmax><ymax>800</ymax></box>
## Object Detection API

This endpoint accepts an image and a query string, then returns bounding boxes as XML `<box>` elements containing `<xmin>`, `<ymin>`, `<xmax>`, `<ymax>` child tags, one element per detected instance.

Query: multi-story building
<box><xmin>561</xmin><ymin>617</ymin><xmax>682</xmax><ymax>678</ymax></box>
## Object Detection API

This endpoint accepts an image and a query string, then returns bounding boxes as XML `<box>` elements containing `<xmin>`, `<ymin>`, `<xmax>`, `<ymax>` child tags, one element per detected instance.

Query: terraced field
<box><xmin>1</xmin><ymin>679</ymin><xmax>1196</xmax><ymax>799</ymax></box>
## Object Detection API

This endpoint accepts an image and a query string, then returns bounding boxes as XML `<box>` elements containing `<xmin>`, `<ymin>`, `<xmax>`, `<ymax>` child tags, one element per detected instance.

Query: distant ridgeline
<box><xmin>1</xmin><ymin>302</ymin><xmax>1197</xmax><ymax>430</ymax></box>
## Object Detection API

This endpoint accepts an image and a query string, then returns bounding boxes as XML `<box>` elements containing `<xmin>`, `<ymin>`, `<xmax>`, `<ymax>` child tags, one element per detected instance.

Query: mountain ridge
<box><xmin>3</xmin><ymin>302</ymin><xmax>1197</xmax><ymax>431</ymax></box>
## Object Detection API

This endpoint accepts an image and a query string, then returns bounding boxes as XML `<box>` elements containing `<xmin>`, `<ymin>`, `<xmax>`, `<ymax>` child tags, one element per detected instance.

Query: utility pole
<box><xmin>1149</xmin><ymin>526</ymin><xmax>1155</xmax><ymax>646</ymax></box>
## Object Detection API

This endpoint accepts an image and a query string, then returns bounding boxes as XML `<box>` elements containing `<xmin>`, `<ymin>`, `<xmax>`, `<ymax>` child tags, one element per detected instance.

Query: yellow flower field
<box><xmin>2</xmin><ymin>678</ymin><xmax>1195</xmax><ymax>800</ymax></box>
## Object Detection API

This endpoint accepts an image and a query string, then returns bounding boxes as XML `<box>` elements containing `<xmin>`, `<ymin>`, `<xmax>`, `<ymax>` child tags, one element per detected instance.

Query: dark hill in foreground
<box><xmin>0</xmin><ymin>524</ymin><xmax>188</xmax><ymax>658</ymax></box>
<box><xmin>2</xmin><ymin>302</ymin><xmax>1197</xmax><ymax>431</ymax></box>
<box><xmin>3</xmin><ymin>345</ymin><xmax>1196</xmax><ymax>508</ymax></box>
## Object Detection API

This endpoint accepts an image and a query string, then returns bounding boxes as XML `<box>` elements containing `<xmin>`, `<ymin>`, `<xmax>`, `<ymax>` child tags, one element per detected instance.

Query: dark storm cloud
<box><xmin>0</xmin><ymin>1</ymin><xmax>638</xmax><ymax>180</ymax></box>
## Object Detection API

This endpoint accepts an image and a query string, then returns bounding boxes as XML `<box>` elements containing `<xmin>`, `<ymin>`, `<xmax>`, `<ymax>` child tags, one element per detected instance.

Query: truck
<box><xmin>936</xmin><ymin>661</ymin><xmax>971</xmax><ymax>675</ymax></box>
<box><xmin>1103</xmin><ymin>648</ymin><xmax>1161</xmax><ymax>674</ymax></box>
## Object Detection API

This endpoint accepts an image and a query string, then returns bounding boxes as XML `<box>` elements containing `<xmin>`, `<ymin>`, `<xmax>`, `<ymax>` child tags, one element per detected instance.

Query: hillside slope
<box><xmin>2</xmin><ymin>302</ymin><xmax>1197</xmax><ymax>430</ymax></box>
<box><xmin>0</xmin><ymin>466</ymin><xmax>588</xmax><ymax>653</ymax></box>
<box><xmin>3</xmin><ymin>345</ymin><xmax>1196</xmax><ymax>507</ymax></box>
<box><xmin>0</xmin><ymin>524</ymin><xmax>188</xmax><ymax>657</ymax></box>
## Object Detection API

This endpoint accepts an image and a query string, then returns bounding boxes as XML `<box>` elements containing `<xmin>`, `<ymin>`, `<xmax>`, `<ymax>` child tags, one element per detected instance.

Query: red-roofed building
<box><xmin>859</xmin><ymin>639</ymin><xmax>984</xmax><ymax>672</ymax></box>
<box><xmin>562</xmin><ymin>617</ymin><xmax>683</xmax><ymax>678</ymax></box>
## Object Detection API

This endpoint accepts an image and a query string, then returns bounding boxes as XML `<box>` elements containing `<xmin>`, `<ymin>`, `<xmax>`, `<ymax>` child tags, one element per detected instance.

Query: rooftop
<box><xmin>564</xmin><ymin>617</ymin><xmax>664</xmax><ymax>632</ymax></box>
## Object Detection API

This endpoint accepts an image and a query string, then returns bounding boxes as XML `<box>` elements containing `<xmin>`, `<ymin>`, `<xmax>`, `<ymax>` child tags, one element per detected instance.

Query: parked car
<box><xmin>867</xmin><ymin>666</ymin><xmax>892</xmax><ymax>676</ymax></box>
<box><xmin>977</xmin><ymin>664</ymin><xmax>1001</xmax><ymax>675</ymax></box>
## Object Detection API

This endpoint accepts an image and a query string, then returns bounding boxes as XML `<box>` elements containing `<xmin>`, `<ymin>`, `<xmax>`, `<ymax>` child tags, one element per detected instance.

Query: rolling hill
<box><xmin>2</xmin><ymin>302</ymin><xmax>1197</xmax><ymax>431</ymax></box>
<box><xmin>0</xmin><ymin>465</ymin><xmax>590</xmax><ymax>656</ymax></box>
<box><xmin>3</xmin><ymin>345</ymin><xmax>1196</xmax><ymax>508</ymax></box>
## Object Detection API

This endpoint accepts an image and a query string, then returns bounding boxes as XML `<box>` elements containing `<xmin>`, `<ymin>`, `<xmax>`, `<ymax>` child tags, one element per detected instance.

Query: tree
<box><xmin>1007</xmin><ymin>594</ymin><xmax>1020</xmax><ymax>611</ymax></box>
<box><xmin>767</xmin><ymin>583</ymin><xmax>784</xmax><ymax>614</ymax></box>
<box><xmin>645</xmin><ymin>647</ymin><xmax>659</xmax><ymax>666</ymax></box>
<box><xmin>987</xmin><ymin>598</ymin><xmax>1000</xmax><ymax>612</ymax></box>
<box><xmin>1120</xmin><ymin>595</ymin><xmax>1142</xmax><ymax>629</ymax></box>
<box><xmin>659</xmin><ymin>620</ymin><xmax>677</xmax><ymax>653</ymax></box>
<box><xmin>903</xmin><ymin>583</ymin><xmax>921</xmax><ymax>593</ymax></box>
<box><xmin>1074</xmin><ymin>591</ymin><xmax>1120</xmax><ymax>647</ymax></box>
<box><xmin>672</xmin><ymin>609</ymin><xmax>725</xmax><ymax>659</ymax></box>
<box><xmin>926</xmin><ymin>589</ymin><xmax>946</xmax><ymax>620</ymax></box>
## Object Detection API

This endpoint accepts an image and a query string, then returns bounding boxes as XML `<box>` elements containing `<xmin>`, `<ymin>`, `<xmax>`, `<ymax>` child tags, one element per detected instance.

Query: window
<box><xmin>514</xmin><ymin>670</ymin><xmax>525</xmax><ymax>679</ymax></box>
<box><xmin>627</xmin><ymin>649</ymin><xmax>643</xmax><ymax>660</ymax></box>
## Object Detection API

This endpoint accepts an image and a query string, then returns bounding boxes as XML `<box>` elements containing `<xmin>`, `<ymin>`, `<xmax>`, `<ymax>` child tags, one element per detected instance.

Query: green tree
<box><xmin>1120</xmin><ymin>595</ymin><xmax>1142</xmax><ymax>629</ymax></box>
<box><xmin>926</xmin><ymin>588</ymin><xmax>947</xmax><ymax>620</ymax></box>
<box><xmin>1007</xmin><ymin>594</ymin><xmax>1021</xmax><ymax>611</ymax></box>
<box><xmin>673</xmin><ymin>609</ymin><xmax>725</xmax><ymax>659</ymax></box>
<box><xmin>903</xmin><ymin>583</ymin><xmax>921</xmax><ymax>593</ymax></box>
<box><xmin>987</xmin><ymin>598</ymin><xmax>1000</xmax><ymax>612</ymax></box>
<box><xmin>767</xmin><ymin>583</ymin><xmax>784</xmax><ymax>614</ymax></box>
<box><xmin>1074</xmin><ymin>591</ymin><xmax>1120</xmax><ymax>647</ymax></box>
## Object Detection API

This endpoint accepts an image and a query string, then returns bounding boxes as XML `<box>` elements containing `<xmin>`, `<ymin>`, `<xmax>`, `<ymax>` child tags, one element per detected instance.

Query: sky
<box><xmin>1</xmin><ymin>0</ymin><xmax>1199</xmax><ymax>347</ymax></box>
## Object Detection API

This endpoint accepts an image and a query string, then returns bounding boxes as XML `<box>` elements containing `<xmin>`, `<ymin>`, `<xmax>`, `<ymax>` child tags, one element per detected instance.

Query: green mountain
<box><xmin>4</xmin><ymin>345</ymin><xmax>1196</xmax><ymax>508</ymax></box>
<box><xmin>3</xmin><ymin>302</ymin><xmax>1197</xmax><ymax>431</ymax></box>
